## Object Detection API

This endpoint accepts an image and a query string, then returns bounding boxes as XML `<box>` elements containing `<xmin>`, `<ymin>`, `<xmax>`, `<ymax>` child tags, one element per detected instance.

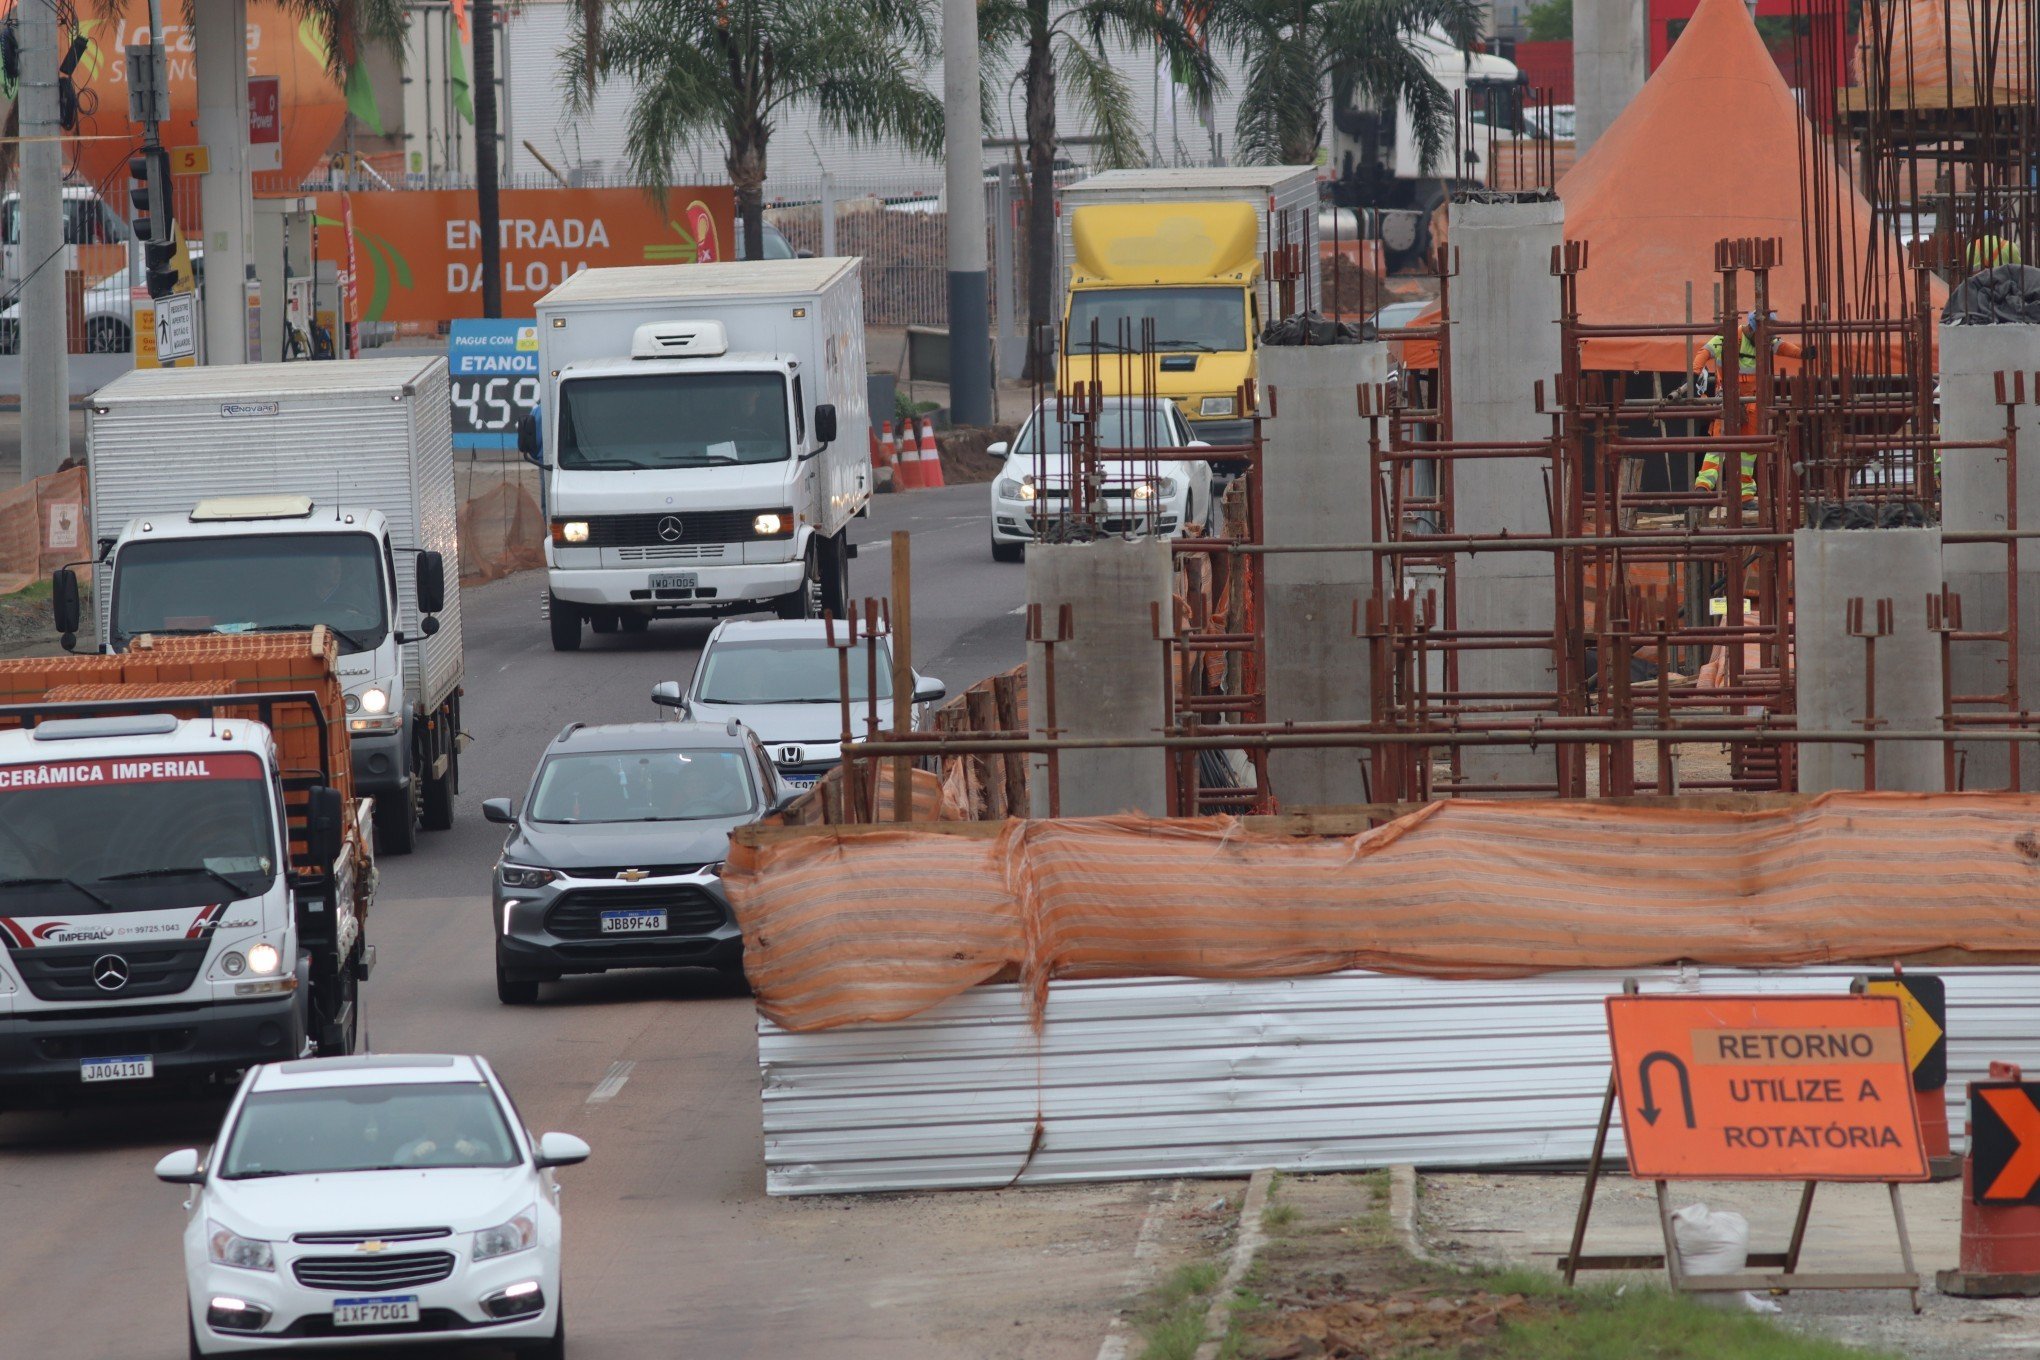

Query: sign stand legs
<box><xmin>1561</xmin><ymin>1073</ymin><xmax>1619</xmax><ymax>1287</ymax></box>
<box><xmin>1889</xmin><ymin>1182</ymin><xmax>1922</xmax><ymax>1314</ymax></box>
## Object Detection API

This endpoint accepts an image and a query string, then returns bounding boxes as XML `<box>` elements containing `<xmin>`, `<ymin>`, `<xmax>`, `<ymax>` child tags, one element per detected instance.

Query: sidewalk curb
<box><xmin>1389</xmin><ymin>1164</ymin><xmax>1452</xmax><ymax>1268</ymax></box>
<box><xmin>1193</xmin><ymin>1167</ymin><xmax>1274</xmax><ymax>1360</ymax></box>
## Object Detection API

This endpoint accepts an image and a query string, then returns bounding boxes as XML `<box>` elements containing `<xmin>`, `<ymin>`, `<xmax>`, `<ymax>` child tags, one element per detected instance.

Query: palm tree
<box><xmin>563</xmin><ymin>0</ymin><xmax>946</xmax><ymax>261</ymax></box>
<box><xmin>978</xmin><ymin>0</ymin><xmax>1217</xmax><ymax>378</ymax></box>
<box><xmin>1206</xmin><ymin>0</ymin><xmax>1483</xmax><ymax>170</ymax></box>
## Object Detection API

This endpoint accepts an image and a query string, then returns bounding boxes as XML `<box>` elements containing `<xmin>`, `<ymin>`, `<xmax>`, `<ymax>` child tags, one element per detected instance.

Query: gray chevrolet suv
<box><xmin>482</xmin><ymin>716</ymin><xmax>794</xmax><ymax>1004</ymax></box>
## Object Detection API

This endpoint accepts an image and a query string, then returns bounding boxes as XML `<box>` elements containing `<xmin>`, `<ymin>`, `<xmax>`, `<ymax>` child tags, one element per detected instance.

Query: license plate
<box><xmin>81</xmin><ymin>1054</ymin><xmax>153</xmax><ymax>1083</ymax></box>
<box><xmin>784</xmin><ymin>774</ymin><xmax>817</xmax><ymax>789</ymax></box>
<box><xmin>648</xmin><ymin>571</ymin><xmax>697</xmax><ymax>591</ymax></box>
<box><xmin>601</xmin><ymin>909</ymin><xmax>667</xmax><ymax>934</ymax></box>
<box><xmin>333</xmin><ymin>1296</ymin><xmax>420</xmax><ymax>1327</ymax></box>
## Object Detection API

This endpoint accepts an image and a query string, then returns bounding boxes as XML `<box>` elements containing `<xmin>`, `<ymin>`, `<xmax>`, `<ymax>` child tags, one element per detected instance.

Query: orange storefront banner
<box><xmin>301</xmin><ymin>187</ymin><xmax>736</xmax><ymax>323</ymax></box>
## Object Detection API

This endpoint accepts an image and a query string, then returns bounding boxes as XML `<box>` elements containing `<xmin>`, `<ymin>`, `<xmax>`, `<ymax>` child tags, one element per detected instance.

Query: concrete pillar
<box><xmin>1261</xmin><ymin>342</ymin><xmax>1387</xmax><ymax>806</ymax></box>
<box><xmin>1939</xmin><ymin>323</ymin><xmax>2040</xmax><ymax>790</ymax></box>
<box><xmin>1025</xmin><ymin>538</ymin><xmax>1172</xmax><ymax>817</ymax></box>
<box><xmin>18</xmin><ymin>0</ymin><xmax>66</xmax><ymax>480</ymax></box>
<box><xmin>1793</xmin><ymin>528</ymin><xmax>1946</xmax><ymax>792</ymax></box>
<box><xmin>1449</xmin><ymin>198</ymin><xmax>1564</xmax><ymax>792</ymax></box>
<box><xmin>1573</xmin><ymin>0</ymin><xmax>1647</xmax><ymax>155</ymax></box>
<box><xmin>196</xmin><ymin>0</ymin><xmax>254</xmax><ymax>363</ymax></box>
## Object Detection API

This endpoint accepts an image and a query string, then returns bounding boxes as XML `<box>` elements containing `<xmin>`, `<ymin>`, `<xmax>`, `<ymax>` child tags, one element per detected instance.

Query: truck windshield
<box><xmin>111</xmin><ymin>533</ymin><xmax>387</xmax><ymax>653</ymax></box>
<box><xmin>1065</xmin><ymin>287</ymin><xmax>1247</xmax><ymax>355</ymax></box>
<box><xmin>0</xmin><ymin>752</ymin><xmax>275</xmax><ymax>913</ymax></box>
<box><xmin>557</xmin><ymin>372</ymin><xmax>791</xmax><ymax>470</ymax></box>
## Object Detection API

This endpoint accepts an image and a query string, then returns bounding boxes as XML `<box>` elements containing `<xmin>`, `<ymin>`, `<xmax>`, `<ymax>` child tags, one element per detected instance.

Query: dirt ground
<box><xmin>1418</xmin><ymin>1170</ymin><xmax>2040</xmax><ymax>1359</ymax></box>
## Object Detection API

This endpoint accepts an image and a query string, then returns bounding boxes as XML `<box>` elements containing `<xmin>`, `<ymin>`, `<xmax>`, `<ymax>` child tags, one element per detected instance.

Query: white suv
<box><xmin>987</xmin><ymin>397</ymin><xmax>1214</xmax><ymax>561</ymax></box>
<box><xmin>156</xmin><ymin>1053</ymin><xmax>588</xmax><ymax>1357</ymax></box>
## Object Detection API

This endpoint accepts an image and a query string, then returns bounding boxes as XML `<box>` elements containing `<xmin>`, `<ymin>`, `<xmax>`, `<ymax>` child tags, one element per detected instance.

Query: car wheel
<box><xmin>86</xmin><ymin>317</ymin><xmax>130</xmax><ymax>354</ymax></box>
<box><xmin>188</xmin><ymin>1308</ymin><xmax>207</xmax><ymax>1359</ymax></box>
<box><xmin>374</xmin><ymin>778</ymin><xmax>418</xmax><ymax>856</ymax></box>
<box><xmin>522</xmin><ymin>1298</ymin><xmax>566</xmax><ymax>1359</ymax></box>
<box><xmin>497</xmin><ymin>958</ymin><xmax>540</xmax><ymax>1006</ymax></box>
<box><xmin>589</xmin><ymin>610</ymin><xmax>618</xmax><ymax>635</ymax></box>
<box><xmin>548</xmin><ymin>593</ymin><xmax>583</xmax><ymax>651</ymax></box>
<box><xmin>991</xmin><ymin>533</ymin><xmax>1024</xmax><ymax>563</ymax></box>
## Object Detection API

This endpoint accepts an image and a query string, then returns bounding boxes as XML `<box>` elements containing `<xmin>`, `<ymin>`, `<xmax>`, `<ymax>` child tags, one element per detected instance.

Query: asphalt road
<box><xmin>0</xmin><ymin>483</ymin><xmax>1155</xmax><ymax>1360</ymax></box>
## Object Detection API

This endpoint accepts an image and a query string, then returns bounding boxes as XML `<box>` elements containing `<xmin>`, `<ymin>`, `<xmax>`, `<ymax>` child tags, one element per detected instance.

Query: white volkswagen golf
<box><xmin>156</xmin><ymin>1053</ymin><xmax>588</xmax><ymax>1357</ymax></box>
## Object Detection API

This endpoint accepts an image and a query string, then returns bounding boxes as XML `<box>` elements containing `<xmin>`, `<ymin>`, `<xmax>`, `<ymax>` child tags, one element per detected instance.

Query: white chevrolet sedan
<box><xmin>156</xmin><ymin>1053</ymin><xmax>588</xmax><ymax>1357</ymax></box>
<box><xmin>988</xmin><ymin>397</ymin><xmax>1214</xmax><ymax>561</ymax></box>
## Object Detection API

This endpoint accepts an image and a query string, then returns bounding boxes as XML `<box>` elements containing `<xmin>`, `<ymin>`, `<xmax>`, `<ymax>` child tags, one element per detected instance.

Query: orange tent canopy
<box><xmin>1406</xmin><ymin>0</ymin><xmax>1936</xmax><ymax>372</ymax></box>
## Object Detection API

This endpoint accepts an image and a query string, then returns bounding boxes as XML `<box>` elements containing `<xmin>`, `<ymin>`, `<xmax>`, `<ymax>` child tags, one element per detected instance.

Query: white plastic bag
<box><xmin>1669</xmin><ymin>1203</ymin><xmax>1782</xmax><ymax>1313</ymax></box>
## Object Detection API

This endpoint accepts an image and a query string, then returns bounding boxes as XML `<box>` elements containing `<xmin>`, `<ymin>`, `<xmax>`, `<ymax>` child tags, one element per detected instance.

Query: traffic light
<box><xmin>127</xmin><ymin>146</ymin><xmax>172</xmax><ymax>247</ymax></box>
<box><xmin>144</xmin><ymin>238</ymin><xmax>179</xmax><ymax>301</ymax></box>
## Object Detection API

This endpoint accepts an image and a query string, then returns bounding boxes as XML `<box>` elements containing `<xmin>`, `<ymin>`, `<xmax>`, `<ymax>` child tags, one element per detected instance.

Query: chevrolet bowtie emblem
<box><xmin>357</xmin><ymin>1240</ymin><xmax>388</xmax><ymax>1253</ymax></box>
<box><xmin>618</xmin><ymin>869</ymin><xmax>650</xmax><ymax>882</ymax></box>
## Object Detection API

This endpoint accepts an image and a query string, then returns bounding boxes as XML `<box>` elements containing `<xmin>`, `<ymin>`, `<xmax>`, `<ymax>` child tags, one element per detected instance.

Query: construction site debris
<box><xmin>1942</xmin><ymin>266</ymin><xmax>2040</xmax><ymax>326</ymax></box>
<box><xmin>1260</xmin><ymin>313</ymin><xmax>1372</xmax><ymax>346</ymax></box>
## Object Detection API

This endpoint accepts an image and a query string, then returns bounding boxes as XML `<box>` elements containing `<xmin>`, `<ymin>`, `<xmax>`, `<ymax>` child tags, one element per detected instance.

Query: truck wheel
<box><xmin>774</xmin><ymin>550</ymin><xmax>822</xmax><ymax>620</ymax></box>
<box><xmin>320</xmin><ymin>961</ymin><xmax>360</xmax><ymax>1055</ymax></box>
<box><xmin>620</xmin><ymin>612</ymin><xmax>650</xmax><ymax>633</ymax></box>
<box><xmin>590</xmin><ymin>609</ymin><xmax>618</xmax><ymax>635</ymax></box>
<box><xmin>548</xmin><ymin>593</ymin><xmax>583</xmax><ymax>651</ymax></box>
<box><xmin>817</xmin><ymin>531</ymin><xmax>852</xmax><ymax>617</ymax></box>
<box><xmin>496</xmin><ymin>958</ymin><xmax>540</xmax><ymax>1006</ymax></box>
<box><xmin>375</xmin><ymin>780</ymin><xmax>418</xmax><ymax>856</ymax></box>
<box><xmin>421</xmin><ymin>743</ymin><xmax>457</xmax><ymax>832</ymax></box>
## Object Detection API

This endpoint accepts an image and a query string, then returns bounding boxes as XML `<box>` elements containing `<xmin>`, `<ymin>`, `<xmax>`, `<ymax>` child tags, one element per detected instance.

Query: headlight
<box><xmin>552</xmin><ymin>520</ymin><xmax>590</xmax><ymax>545</ymax></box>
<box><xmin>1200</xmin><ymin>396</ymin><xmax>1236</xmax><ymax>417</ymax></box>
<box><xmin>500</xmin><ymin>862</ymin><xmax>557</xmax><ymax>889</ymax></box>
<box><xmin>246</xmin><ymin>942</ymin><xmax>281</xmax><ymax>977</ymax></box>
<box><xmin>208</xmin><ymin>1221</ymin><xmax>275</xmax><ymax>1272</ymax></box>
<box><xmin>995</xmin><ymin>477</ymin><xmax>1024</xmax><ymax>500</ymax></box>
<box><xmin>1132</xmin><ymin>481</ymin><xmax>1158</xmax><ymax>501</ymax></box>
<box><xmin>219</xmin><ymin>951</ymin><xmax>246</xmax><ymax>977</ymax></box>
<box><xmin>344</xmin><ymin>693</ymin><xmax>360</xmax><ymax>714</ymax></box>
<box><xmin>358</xmin><ymin>686</ymin><xmax>390</xmax><ymax>716</ymax></box>
<box><xmin>753</xmin><ymin>512</ymin><xmax>784</xmax><ymax>535</ymax></box>
<box><xmin>473</xmin><ymin>1207</ymin><xmax>537</xmax><ymax>1262</ymax></box>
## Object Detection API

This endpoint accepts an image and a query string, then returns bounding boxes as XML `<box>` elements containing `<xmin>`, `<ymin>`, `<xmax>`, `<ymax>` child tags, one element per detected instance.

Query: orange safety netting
<box><xmin>1858</xmin><ymin>0</ymin><xmax>2031</xmax><ymax>96</ymax></box>
<box><xmin>725</xmin><ymin>792</ymin><xmax>2040</xmax><ymax>1032</ymax></box>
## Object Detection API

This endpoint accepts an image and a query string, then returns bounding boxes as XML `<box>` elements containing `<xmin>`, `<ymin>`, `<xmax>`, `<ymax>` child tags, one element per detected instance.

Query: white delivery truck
<box><xmin>522</xmin><ymin>259</ymin><xmax>871</xmax><ymax>650</ymax></box>
<box><xmin>0</xmin><ymin>666</ymin><xmax>371</xmax><ymax>1104</ymax></box>
<box><xmin>65</xmin><ymin>358</ymin><xmax>464</xmax><ymax>855</ymax></box>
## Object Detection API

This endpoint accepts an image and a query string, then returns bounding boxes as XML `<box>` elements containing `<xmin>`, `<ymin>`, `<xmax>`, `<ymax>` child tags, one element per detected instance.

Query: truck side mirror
<box><xmin>305</xmin><ymin>784</ymin><xmax>345</xmax><ymax>867</ymax></box>
<box><xmin>415</xmin><ymin>551</ymin><xmax>446</xmax><ymax>616</ymax></box>
<box><xmin>517</xmin><ymin>410</ymin><xmax>542</xmax><ymax>464</ymax></box>
<box><xmin>814</xmin><ymin>403</ymin><xmax>837</xmax><ymax>446</ymax></box>
<box><xmin>51</xmin><ymin>567</ymin><xmax>80</xmax><ymax>642</ymax></box>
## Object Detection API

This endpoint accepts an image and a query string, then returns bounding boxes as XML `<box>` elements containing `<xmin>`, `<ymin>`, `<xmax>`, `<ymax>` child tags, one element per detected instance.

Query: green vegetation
<box><xmin>1137</xmin><ymin>1261</ymin><xmax>1224</xmax><ymax>1360</ymax></box>
<box><xmin>1479</xmin><ymin>1283</ymin><xmax>1900</xmax><ymax>1359</ymax></box>
<box><xmin>1524</xmin><ymin>0</ymin><xmax>1571</xmax><ymax>41</ymax></box>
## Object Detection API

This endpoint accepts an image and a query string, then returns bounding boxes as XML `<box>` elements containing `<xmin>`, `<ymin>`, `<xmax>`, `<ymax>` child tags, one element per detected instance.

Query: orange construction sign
<box><xmin>1606</xmin><ymin>995</ymin><xmax>1929</xmax><ymax>1183</ymax></box>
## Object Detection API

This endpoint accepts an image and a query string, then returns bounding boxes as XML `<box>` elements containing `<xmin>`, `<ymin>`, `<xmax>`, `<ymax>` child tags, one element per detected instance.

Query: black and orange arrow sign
<box><xmin>1972</xmin><ymin>1083</ymin><xmax>2040</xmax><ymax>1203</ymax></box>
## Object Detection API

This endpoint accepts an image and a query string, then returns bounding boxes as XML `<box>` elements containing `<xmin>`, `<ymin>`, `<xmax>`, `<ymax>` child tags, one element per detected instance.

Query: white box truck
<box><xmin>523</xmin><ymin>259</ymin><xmax>871</xmax><ymax>650</ymax></box>
<box><xmin>1056</xmin><ymin>167</ymin><xmax>1321</xmax><ymax>448</ymax></box>
<box><xmin>68</xmin><ymin>357</ymin><xmax>464</xmax><ymax>856</ymax></box>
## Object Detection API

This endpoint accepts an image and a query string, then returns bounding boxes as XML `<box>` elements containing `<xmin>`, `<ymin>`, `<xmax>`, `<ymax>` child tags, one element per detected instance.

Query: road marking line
<box><xmin>1093</xmin><ymin>1178</ymin><xmax>1186</xmax><ymax>1360</ymax></box>
<box><xmin>586</xmin><ymin>1059</ymin><xmax>635</xmax><ymax>1104</ymax></box>
<box><xmin>1009</xmin><ymin>605</ymin><xmax>1028</xmax><ymax>615</ymax></box>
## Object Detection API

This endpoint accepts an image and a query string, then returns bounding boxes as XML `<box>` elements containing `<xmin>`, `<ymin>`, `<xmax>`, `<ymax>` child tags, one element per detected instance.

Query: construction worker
<box><xmin>1690</xmin><ymin>311</ymin><xmax>1802</xmax><ymax>508</ymax></box>
<box><xmin>1969</xmin><ymin>232</ymin><xmax>2022</xmax><ymax>269</ymax></box>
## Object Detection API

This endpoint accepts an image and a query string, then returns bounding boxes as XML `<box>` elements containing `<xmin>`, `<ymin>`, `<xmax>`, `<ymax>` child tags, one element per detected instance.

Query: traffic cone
<box><xmin>1938</xmin><ymin>1063</ymin><xmax>2040</xmax><ymax>1297</ymax></box>
<box><xmin>892</xmin><ymin>419</ymin><xmax>921</xmax><ymax>490</ymax></box>
<box><xmin>872</xmin><ymin>419</ymin><xmax>896</xmax><ymax>492</ymax></box>
<box><xmin>917</xmin><ymin>417</ymin><xmax>946</xmax><ymax>489</ymax></box>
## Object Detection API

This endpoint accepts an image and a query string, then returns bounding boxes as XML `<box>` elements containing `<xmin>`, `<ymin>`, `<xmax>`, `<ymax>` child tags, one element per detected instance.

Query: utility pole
<box><xmin>473</xmin><ymin>0</ymin><xmax>503</xmax><ymax>319</ymax></box>
<box><xmin>18</xmin><ymin>0</ymin><xmax>66</xmax><ymax>481</ymax></box>
<box><xmin>942</xmin><ymin>0</ymin><xmax>991</xmax><ymax>426</ymax></box>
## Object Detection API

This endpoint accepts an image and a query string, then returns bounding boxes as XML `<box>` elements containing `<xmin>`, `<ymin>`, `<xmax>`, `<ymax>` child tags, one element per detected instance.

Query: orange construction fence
<box><xmin>725</xmin><ymin>792</ymin><xmax>2040</xmax><ymax>1033</ymax></box>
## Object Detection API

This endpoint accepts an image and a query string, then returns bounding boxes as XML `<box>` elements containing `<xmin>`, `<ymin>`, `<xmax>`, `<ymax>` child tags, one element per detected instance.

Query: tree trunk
<box><xmin>728</xmin><ymin>129</ymin><xmax>768</xmax><ymax>261</ymax></box>
<box><xmin>474</xmin><ymin>0</ymin><xmax>503</xmax><ymax>319</ymax></box>
<box><xmin>1022</xmin><ymin>2</ymin><xmax>1055</xmax><ymax>382</ymax></box>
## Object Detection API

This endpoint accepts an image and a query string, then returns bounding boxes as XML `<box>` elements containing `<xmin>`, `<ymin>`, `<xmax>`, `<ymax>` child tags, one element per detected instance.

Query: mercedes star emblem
<box><xmin>91</xmin><ymin>954</ymin><xmax>131</xmax><ymax>992</ymax></box>
<box><xmin>657</xmin><ymin>515</ymin><xmax>685</xmax><ymax>543</ymax></box>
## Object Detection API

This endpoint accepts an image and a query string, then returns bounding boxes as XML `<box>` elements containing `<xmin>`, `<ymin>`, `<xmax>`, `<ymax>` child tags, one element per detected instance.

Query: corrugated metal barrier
<box><xmin>758</xmin><ymin>967</ymin><xmax>2040</xmax><ymax>1195</ymax></box>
